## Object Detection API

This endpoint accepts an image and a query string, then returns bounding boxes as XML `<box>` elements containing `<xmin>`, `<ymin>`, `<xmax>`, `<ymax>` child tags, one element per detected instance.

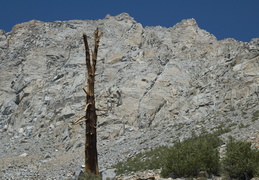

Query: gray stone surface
<box><xmin>0</xmin><ymin>13</ymin><xmax>258</xmax><ymax>179</ymax></box>
<box><xmin>101</xmin><ymin>168</ymin><xmax>117</xmax><ymax>180</ymax></box>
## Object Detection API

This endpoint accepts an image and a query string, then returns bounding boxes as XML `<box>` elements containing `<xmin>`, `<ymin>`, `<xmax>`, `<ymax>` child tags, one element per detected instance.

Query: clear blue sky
<box><xmin>1</xmin><ymin>0</ymin><xmax>258</xmax><ymax>42</ymax></box>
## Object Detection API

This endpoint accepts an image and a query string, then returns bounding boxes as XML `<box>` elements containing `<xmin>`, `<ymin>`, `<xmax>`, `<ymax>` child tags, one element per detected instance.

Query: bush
<box><xmin>222</xmin><ymin>137</ymin><xmax>259</xmax><ymax>180</ymax></box>
<box><xmin>161</xmin><ymin>133</ymin><xmax>221</xmax><ymax>178</ymax></box>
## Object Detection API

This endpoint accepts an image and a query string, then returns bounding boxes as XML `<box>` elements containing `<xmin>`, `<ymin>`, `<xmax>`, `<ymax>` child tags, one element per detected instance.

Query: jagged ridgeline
<box><xmin>0</xmin><ymin>13</ymin><xmax>258</xmax><ymax>179</ymax></box>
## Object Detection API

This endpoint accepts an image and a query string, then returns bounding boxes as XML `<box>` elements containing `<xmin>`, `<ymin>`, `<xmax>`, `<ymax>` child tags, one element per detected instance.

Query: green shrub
<box><xmin>161</xmin><ymin>133</ymin><xmax>221</xmax><ymax>178</ymax></box>
<box><xmin>222</xmin><ymin>137</ymin><xmax>259</xmax><ymax>180</ymax></box>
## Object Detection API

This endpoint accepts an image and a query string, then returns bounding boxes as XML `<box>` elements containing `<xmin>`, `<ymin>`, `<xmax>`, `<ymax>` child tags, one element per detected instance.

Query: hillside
<box><xmin>0</xmin><ymin>13</ymin><xmax>258</xmax><ymax>179</ymax></box>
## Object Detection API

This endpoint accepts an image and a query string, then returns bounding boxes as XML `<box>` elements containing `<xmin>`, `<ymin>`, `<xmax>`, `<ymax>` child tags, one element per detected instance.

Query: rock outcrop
<box><xmin>0</xmin><ymin>13</ymin><xmax>258</xmax><ymax>179</ymax></box>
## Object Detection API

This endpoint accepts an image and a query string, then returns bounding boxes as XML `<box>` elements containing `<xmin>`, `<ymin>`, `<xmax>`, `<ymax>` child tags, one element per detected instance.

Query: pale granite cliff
<box><xmin>0</xmin><ymin>13</ymin><xmax>258</xmax><ymax>179</ymax></box>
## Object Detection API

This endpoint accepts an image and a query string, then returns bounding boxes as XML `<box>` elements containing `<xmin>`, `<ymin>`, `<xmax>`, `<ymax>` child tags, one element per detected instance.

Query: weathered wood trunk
<box><xmin>82</xmin><ymin>28</ymin><xmax>101</xmax><ymax>175</ymax></box>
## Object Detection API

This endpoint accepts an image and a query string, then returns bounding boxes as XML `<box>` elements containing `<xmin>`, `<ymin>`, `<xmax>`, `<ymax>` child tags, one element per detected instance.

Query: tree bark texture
<box><xmin>82</xmin><ymin>28</ymin><xmax>101</xmax><ymax>175</ymax></box>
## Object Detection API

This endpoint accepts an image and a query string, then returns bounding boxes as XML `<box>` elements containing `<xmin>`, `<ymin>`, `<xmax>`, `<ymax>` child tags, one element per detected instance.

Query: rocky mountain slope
<box><xmin>0</xmin><ymin>13</ymin><xmax>258</xmax><ymax>179</ymax></box>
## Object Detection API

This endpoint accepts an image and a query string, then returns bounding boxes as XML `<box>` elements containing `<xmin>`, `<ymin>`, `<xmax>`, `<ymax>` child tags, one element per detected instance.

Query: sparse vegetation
<box><xmin>77</xmin><ymin>172</ymin><xmax>101</xmax><ymax>180</ymax></box>
<box><xmin>114</xmin><ymin>131</ymin><xmax>223</xmax><ymax>178</ymax></box>
<box><xmin>252</xmin><ymin>110</ymin><xmax>259</xmax><ymax>122</ymax></box>
<box><xmin>228</xmin><ymin>122</ymin><xmax>237</xmax><ymax>128</ymax></box>
<box><xmin>114</xmin><ymin>146</ymin><xmax>170</xmax><ymax>175</ymax></box>
<box><xmin>222</xmin><ymin>137</ymin><xmax>259</xmax><ymax>180</ymax></box>
<box><xmin>230</xmin><ymin>106</ymin><xmax>236</xmax><ymax>112</ymax></box>
<box><xmin>114</xmin><ymin>129</ymin><xmax>259</xmax><ymax>179</ymax></box>
<box><xmin>239</xmin><ymin>123</ymin><xmax>250</xmax><ymax>129</ymax></box>
<box><xmin>214</xmin><ymin>127</ymin><xmax>231</xmax><ymax>135</ymax></box>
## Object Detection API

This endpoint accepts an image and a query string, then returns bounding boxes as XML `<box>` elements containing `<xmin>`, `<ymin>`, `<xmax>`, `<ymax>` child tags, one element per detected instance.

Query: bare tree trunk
<box><xmin>82</xmin><ymin>28</ymin><xmax>101</xmax><ymax>175</ymax></box>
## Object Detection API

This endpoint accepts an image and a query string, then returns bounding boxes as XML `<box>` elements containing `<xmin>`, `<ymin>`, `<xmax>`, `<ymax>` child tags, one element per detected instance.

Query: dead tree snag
<box><xmin>82</xmin><ymin>28</ymin><xmax>101</xmax><ymax>175</ymax></box>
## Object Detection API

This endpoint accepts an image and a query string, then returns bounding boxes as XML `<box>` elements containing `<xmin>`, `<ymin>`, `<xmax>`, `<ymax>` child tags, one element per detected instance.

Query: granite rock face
<box><xmin>0</xmin><ymin>13</ymin><xmax>258</xmax><ymax>179</ymax></box>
